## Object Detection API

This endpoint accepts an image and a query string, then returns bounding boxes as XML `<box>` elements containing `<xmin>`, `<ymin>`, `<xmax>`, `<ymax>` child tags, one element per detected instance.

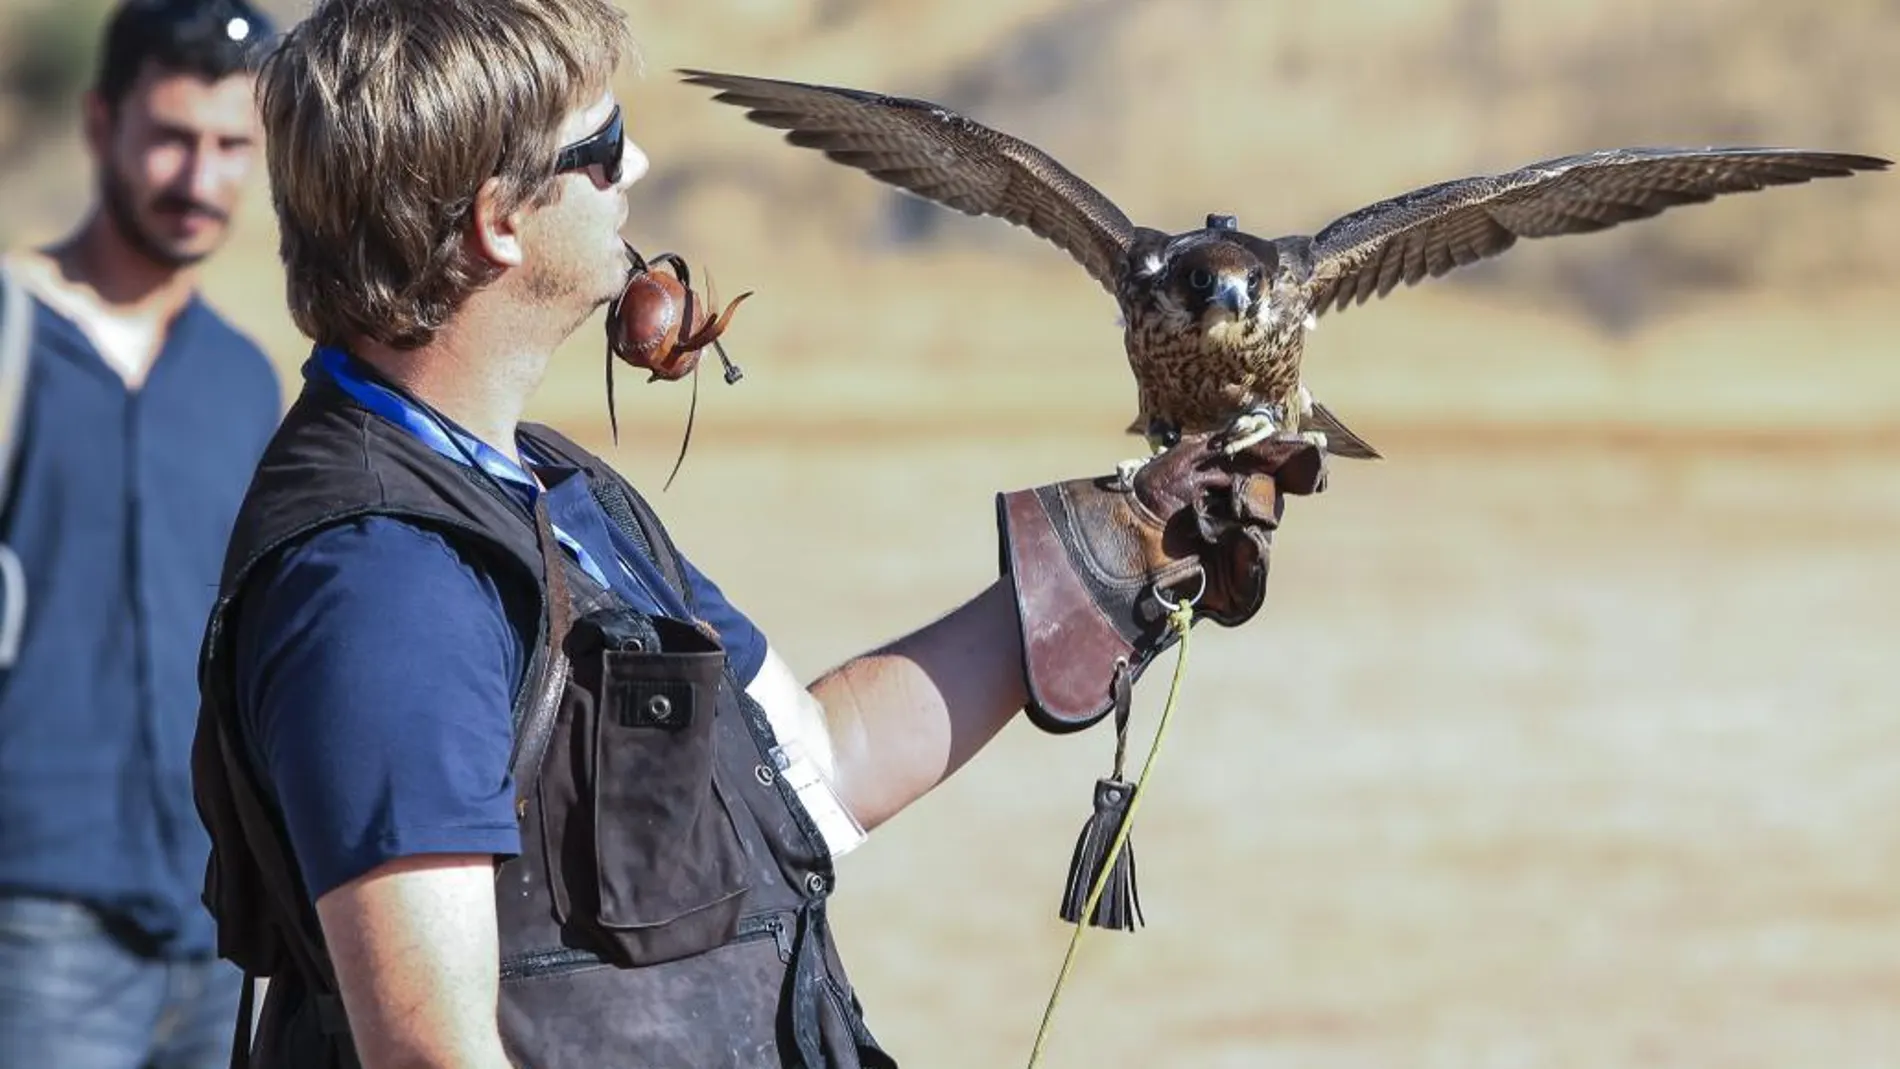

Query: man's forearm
<box><xmin>811</xmin><ymin>581</ymin><xmax>1027</xmax><ymax>831</ymax></box>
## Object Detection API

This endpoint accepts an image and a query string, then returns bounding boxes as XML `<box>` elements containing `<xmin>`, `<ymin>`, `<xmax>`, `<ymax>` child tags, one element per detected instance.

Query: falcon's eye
<box><xmin>1186</xmin><ymin>267</ymin><xmax>1215</xmax><ymax>292</ymax></box>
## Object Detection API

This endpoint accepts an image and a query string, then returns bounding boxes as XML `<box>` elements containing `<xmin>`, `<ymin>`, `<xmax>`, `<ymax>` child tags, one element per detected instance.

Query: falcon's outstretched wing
<box><xmin>1302</xmin><ymin>147</ymin><xmax>1890</xmax><ymax>316</ymax></box>
<box><xmin>681</xmin><ymin>69</ymin><xmax>1138</xmax><ymax>294</ymax></box>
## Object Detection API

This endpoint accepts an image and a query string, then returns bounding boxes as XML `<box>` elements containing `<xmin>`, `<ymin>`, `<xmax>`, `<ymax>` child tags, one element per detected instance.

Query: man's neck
<box><xmin>46</xmin><ymin>213</ymin><xmax>196</xmax><ymax>322</ymax></box>
<box><xmin>349</xmin><ymin>297</ymin><xmax>561</xmax><ymax>466</ymax></box>
<box><xmin>15</xmin><ymin>214</ymin><xmax>197</xmax><ymax>387</ymax></box>
<box><xmin>6</xmin><ymin>213</ymin><xmax>198</xmax><ymax>389</ymax></box>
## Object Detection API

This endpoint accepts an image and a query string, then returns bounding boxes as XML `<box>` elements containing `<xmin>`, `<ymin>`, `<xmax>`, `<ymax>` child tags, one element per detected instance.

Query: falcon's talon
<box><xmin>1112</xmin><ymin>457</ymin><xmax>1151</xmax><ymax>490</ymax></box>
<box><xmin>1214</xmin><ymin>407</ymin><xmax>1281</xmax><ymax>456</ymax></box>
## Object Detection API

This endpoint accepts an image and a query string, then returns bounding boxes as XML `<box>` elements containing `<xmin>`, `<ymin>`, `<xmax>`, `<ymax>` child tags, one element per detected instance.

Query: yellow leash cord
<box><xmin>1025</xmin><ymin>598</ymin><xmax>1197</xmax><ymax>1068</ymax></box>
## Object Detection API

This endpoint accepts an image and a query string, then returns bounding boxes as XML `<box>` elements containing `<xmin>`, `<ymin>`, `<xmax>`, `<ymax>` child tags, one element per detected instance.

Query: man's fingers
<box><xmin>1198</xmin><ymin>526</ymin><xmax>1273</xmax><ymax>628</ymax></box>
<box><xmin>1228</xmin><ymin>474</ymin><xmax>1282</xmax><ymax>526</ymax></box>
<box><xmin>1225</xmin><ymin>437</ymin><xmax>1327</xmax><ymax>496</ymax></box>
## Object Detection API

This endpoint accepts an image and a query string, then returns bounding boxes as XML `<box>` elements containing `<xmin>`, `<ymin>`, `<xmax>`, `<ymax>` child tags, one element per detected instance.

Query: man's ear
<box><xmin>470</xmin><ymin>176</ymin><xmax>526</xmax><ymax>269</ymax></box>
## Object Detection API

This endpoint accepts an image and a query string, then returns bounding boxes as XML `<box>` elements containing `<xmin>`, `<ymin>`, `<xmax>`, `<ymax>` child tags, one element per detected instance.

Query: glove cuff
<box><xmin>997</xmin><ymin>488</ymin><xmax>1166</xmax><ymax>733</ymax></box>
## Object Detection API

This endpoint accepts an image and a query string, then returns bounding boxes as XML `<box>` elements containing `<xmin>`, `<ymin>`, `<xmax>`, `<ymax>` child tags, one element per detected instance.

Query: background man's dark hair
<box><xmin>94</xmin><ymin>0</ymin><xmax>278</xmax><ymax>107</ymax></box>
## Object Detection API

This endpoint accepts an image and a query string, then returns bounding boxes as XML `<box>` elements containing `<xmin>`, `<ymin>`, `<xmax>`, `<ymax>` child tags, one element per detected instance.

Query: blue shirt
<box><xmin>233</xmin><ymin>352</ymin><xmax>766</xmax><ymax>903</ymax></box>
<box><xmin>0</xmin><ymin>293</ymin><xmax>283</xmax><ymax>956</ymax></box>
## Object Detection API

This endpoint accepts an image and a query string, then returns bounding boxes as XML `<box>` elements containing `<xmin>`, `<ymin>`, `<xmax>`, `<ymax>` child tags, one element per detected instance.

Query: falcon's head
<box><xmin>1124</xmin><ymin>219</ymin><xmax>1278</xmax><ymax>345</ymax></box>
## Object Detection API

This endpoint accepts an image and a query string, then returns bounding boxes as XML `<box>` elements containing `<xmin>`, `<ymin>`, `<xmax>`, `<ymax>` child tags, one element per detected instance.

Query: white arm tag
<box><xmin>745</xmin><ymin>647</ymin><xmax>867</xmax><ymax>858</ymax></box>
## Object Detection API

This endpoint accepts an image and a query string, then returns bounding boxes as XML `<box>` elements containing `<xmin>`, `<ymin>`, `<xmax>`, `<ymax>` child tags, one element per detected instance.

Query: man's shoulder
<box><xmin>225</xmin><ymin>382</ymin><xmax>548</xmax><ymax>596</ymax></box>
<box><xmin>247</xmin><ymin>513</ymin><xmax>531</xmax><ymax>641</ymax></box>
<box><xmin>184</xmin><ymin>298</ymin><xmax>282</xmax><ymax>396</ymax></box>
<box><xmin>273</xmin><ymin>513</ymin><xmax>510</xmax><ymax>593</ymax></box>
<box><xmin>187</xmin><ymin>300</ymin><xmax>266</xmax><ymax>355</ymax></box>
<box><xmin>239</xmin><ymin>514</ymin><xmax>534</xmax><ymax>683</ymax></box>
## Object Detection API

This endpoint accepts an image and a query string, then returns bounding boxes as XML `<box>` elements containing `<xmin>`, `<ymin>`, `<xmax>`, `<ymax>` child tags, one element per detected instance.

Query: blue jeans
<box><xmin>0</xmin><ymin>895</ymin><xmax>243</xmax><ymax>1069</ymax></box>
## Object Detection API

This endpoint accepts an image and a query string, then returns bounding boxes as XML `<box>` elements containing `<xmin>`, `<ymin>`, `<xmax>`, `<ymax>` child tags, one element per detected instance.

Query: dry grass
<box><xmin>2</xmin><ymin>0</ymin><xmax>1898</xmax><ymax>1064</ymax></box>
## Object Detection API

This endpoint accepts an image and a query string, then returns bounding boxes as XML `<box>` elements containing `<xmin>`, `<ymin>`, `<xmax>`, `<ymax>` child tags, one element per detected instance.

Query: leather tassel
<box><xmin>1057</xmin><ymin>776</ymin><xmax>1144</xmax><ymax>931</ymax></box>
<box><xmin>1056</xmin><ymin>661</ymin><xmax>1144</xmax><ymax>931</ymax></box>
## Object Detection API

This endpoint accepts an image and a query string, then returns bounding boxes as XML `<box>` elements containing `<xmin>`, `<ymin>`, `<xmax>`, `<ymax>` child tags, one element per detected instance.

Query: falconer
<box><xmin>189</xmin><ymin>2</ymin><xmax>1325</xmax><ymax>1066</ymax></box>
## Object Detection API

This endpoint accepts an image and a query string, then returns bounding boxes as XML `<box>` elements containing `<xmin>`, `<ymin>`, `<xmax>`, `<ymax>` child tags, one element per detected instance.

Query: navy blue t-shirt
<box><xmin>233</xmin><ymin>459</ymin><xmax>767</xmax><ymax>903</ymax></box>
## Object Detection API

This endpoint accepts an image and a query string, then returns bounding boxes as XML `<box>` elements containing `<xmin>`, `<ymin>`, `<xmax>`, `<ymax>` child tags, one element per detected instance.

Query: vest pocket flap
<box><xmin>604</xmin><ymin>645</ymin><xmax>722</xmax><ymax>717</ymax></box>
<box><xmin>568</xmin><ymin>607</ymin><xmax>721</xmax><ymax>660</ymax></box>
<box><xmin>600</xmin><ymin>648</ymin><xmax>724</xmax><ymax>730</ymax></box>
<box><xmin>591</xmin><ymin>652</ymin><xmax>751</xmax><ymax>957</ymax></box>
<box><xmin>605</xmin><ymin>677</ymin><xmax>695</xmax><ymax>730</ymax></box>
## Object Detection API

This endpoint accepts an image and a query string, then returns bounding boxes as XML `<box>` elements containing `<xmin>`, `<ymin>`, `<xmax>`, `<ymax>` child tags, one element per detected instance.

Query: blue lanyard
<box><xmin>313</xmin><ymin>346</ymin><xmax>612</xmax><ymax>590</ymax></box>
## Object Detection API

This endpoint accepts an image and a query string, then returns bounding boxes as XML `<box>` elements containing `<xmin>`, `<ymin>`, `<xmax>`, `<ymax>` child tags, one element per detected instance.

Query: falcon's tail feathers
<box><xmin>1308</xmin><ymin>401</ymin><xmax>1383</xmax><ymax>460</ymax></box>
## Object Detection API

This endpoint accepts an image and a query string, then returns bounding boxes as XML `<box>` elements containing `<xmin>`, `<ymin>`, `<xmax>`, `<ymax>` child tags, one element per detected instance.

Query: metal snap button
<box><xmin>646</xmin><ymin>694</ymin><xmax>673</xmax><ymax>723</ymax></box>
<box><xmin>754</xmin><ymin>764</ymin><xmax>776</xmax><ymax>787</ymax></box>
<box><xmin>804</xmin><ymin>872</ymin><xmax>827</xmax><ymax>895</ymax></box>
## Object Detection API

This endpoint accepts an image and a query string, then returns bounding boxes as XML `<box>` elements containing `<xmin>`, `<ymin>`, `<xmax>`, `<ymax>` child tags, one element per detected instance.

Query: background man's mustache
<box><xmin>152</xmin><ymin>195</ymin><xmax>228</xmax><ymax>223</ymax></box>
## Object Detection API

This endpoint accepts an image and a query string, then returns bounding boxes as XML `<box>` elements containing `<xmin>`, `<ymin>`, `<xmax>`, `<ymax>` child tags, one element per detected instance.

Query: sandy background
<box><xmin>4</xmin><ymin>0</ymin><xmax>1899</xmax><ymax>1065</ymax></box>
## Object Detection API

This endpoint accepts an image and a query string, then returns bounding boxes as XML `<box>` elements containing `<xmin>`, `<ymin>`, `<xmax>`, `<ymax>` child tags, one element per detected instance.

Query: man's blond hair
<box><xmin>260</xmin><ymin>0</ymin><xmax>630</xmax><ymax>349</ymax></box>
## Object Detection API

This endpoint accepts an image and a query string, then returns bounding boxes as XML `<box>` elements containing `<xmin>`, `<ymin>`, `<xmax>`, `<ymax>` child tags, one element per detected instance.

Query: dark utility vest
<box><xmin>191</xmin><ymin>376</ymin><xmax>895</xmax><ymax>1068</ymax></box>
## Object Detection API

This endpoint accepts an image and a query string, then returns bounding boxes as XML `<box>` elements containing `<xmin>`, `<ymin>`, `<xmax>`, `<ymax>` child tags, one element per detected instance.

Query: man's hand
<box><xmin>794</xmin><ymin>433</ymin><xmax>1322</xmax><ymax>833</ymax></box>
<box><xmin>997</xmin><ymin>432</ymin><xmax>1327</xmax><ymax>733</ymax></box>
<box><xmin>316</xmin><ymin>855</ymin><xmax>515</xmax><ymax>1069</ymax></box>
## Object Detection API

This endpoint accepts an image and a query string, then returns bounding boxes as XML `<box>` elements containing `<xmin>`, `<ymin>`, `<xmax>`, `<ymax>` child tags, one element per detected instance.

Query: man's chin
<box><xmin>125</xmin><ymin>206</ymin><xmax>227</xmax><ymax>268</ymax></box>
<box><xmin>597</xmin><ymin>260</ymin><xmax>635</xmax><ymax>307</ymax></box>
<box><xmin>153</xmin><ymin>246</ymin><xmax>214</xmax><ymax>270</ymax></box>
<box><xmin>130</xmin><ymin>227</ymin><xmax>220</xmax><ymax>271</ymax></box>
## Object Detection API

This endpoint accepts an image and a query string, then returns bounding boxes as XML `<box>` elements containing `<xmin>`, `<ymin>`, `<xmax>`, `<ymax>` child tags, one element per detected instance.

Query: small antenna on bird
<box><xmin>1206</xmin><ymin>213</ymin><xmax>1238</xmax><ymax>231</ymax></box>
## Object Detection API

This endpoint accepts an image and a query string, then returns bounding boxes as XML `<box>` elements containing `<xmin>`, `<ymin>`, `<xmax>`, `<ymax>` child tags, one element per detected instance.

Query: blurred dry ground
<box><xmin>4</xmin><ymin>0</ymin><xmax>1899</xmax><ymax>1065</ymax></box>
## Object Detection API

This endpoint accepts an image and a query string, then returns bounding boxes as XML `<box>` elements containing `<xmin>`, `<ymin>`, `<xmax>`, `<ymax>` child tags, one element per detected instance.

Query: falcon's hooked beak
<box><xmin>1212</xmin><ymin>274</ymin><xmax>1251</xmax><ymax>320</ymax></box>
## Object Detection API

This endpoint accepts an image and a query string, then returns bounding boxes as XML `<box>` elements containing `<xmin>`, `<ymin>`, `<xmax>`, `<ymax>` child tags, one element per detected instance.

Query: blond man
<box><xmin>190</xmin><ymin>2</ymin><xmax>1323</xmax><ymax>1066</ymax></box>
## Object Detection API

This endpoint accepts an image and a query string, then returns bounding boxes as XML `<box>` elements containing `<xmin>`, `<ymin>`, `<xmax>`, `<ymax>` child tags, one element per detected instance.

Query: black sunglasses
<box><xmin>554</xmin><ymin>106</ymin><xmax>625</xmax><ymax>185</ymax></box>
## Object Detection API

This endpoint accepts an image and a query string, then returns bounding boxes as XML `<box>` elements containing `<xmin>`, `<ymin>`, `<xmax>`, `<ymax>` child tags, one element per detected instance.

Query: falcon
<box><xmin>680</xmin><ymin>69</ymin><xmax>1889</xmax><ymax>460</ymax></box>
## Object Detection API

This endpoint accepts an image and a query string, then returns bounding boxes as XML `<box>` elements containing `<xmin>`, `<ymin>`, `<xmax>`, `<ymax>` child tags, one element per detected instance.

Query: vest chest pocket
<box><xmin>542</xmin><ymin>609</ymin><xmax>752</xmax><ymax>967</ymax></box>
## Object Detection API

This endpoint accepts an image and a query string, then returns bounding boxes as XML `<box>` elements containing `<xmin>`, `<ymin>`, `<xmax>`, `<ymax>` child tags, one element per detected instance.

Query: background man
<box><xmin>0</xmin><ymin>1</ymin><xmax>283</xmax><ymax>1066</ymax></box>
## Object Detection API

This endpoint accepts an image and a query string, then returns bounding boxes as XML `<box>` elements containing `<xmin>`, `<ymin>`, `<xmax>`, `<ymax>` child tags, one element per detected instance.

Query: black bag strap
<box><xmin>506</xmin><ymin>498</ymin><xmax>575</xmax><ymax>804</ymax></box>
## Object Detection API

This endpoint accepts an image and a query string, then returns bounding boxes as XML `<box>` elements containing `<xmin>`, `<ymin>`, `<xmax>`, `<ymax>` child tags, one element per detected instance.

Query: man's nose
<box><xmin>182</xmin><ymin>140</ymin><xmax>228</xmax><ymax>204</ymax></box>
<box><xmin>617</xmin><ymin>139</ymin><xmax>649</xmax><ymax>190</ymax></box>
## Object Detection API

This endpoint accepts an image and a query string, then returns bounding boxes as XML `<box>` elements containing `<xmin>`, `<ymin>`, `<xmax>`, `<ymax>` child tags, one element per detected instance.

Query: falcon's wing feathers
<box><xmin>1303</xmin><ymin>147</ymin><xmax>1890</xmax><ymax>316</ymax></box>
<box><xmin>680</xmin><ymin>70</ymin><xmax>1137</xmax><ymax>294</ymax></box>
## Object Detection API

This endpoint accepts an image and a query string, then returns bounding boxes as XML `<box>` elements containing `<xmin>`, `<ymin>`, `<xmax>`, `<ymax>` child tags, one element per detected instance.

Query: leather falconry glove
<box><xmin>996</xmin><ymin>433</ymin><xmax>1328</xmax><ymax>734</ymax></box>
